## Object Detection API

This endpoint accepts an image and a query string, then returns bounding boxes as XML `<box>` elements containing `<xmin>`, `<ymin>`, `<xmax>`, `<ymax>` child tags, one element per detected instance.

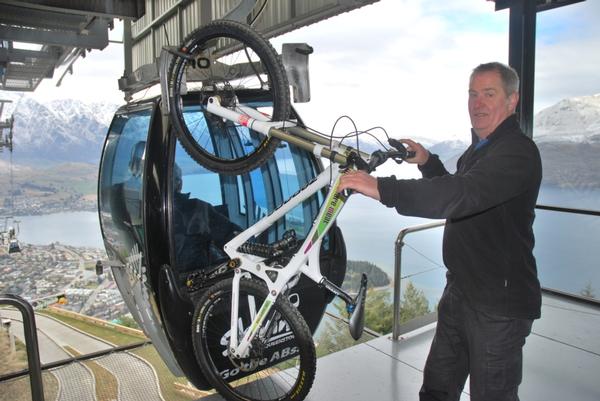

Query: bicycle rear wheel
<box><xmin>192</xmin><ymin>278</ymin><xmax>316</xmax><ymax>401</ymax></box>
<box><xmin>168</xmin><ymin>19</ymin><xmax>290</xmax><ymax>175</ymax></box>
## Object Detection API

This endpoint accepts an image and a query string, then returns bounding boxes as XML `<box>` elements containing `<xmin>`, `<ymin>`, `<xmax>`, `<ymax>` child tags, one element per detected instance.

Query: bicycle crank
<box><xmin>347</xmin><ymin>273</ymin><xmax>367</xmax><ymax>340</ymax></box>
<box><xmin>319</xmin><ymin>273</ymin><xmax>368</xmax><ymax>341</ymax></box>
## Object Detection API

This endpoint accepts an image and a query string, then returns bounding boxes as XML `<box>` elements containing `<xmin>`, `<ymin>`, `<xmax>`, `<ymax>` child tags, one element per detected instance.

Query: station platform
<box><xmin>200</xmin><ymin>291</ymin><xmax>600</xmax><ymax>401</ymax></box>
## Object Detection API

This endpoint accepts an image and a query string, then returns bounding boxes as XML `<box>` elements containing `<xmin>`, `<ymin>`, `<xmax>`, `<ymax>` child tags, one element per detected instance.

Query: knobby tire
<box><xmin>192</xmin><ymin>278</ymin><xmax>316</xmax><ymax>401</ymax></box>
<box><xmin>168</xmin><ymin>19</ymin><xmax>290</xmax><ymax>175</ymax></box>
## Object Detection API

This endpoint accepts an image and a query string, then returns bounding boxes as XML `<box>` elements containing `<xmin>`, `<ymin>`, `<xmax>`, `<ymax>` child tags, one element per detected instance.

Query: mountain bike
<box><xmin>165</xmin><ymin>19</ymin><xmax>413</xmax><ymax>401</ymax></box>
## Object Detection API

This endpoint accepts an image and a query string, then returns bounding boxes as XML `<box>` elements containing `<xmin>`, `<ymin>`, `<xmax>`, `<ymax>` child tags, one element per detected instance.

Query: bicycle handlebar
<box><xmin>366</xmin><ymin>140</ymin><xmax>416</xmax><ymax>173</ymax></box>
<box><xmin>206</xmin><ymin>97</ymin><xmax>416</xmax><ymax>171</ymax></box>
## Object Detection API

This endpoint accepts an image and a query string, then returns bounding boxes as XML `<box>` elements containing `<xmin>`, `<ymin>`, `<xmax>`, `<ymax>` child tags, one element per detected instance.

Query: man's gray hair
<box><xmin>471</xmin><ymin>62</ymin><xmax>520</xmax><ymax>96</ymax></box>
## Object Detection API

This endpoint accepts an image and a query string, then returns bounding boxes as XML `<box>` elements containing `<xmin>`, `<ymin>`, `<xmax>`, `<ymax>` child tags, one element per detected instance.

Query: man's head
<box><xmin>468</xmin><ymin>62</ymin><xmax>520</xmax><ymax>139</ymax></box>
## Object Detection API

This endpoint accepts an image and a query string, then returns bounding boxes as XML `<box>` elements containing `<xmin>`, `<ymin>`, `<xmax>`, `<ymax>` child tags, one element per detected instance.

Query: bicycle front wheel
<box><xmin>168</xmin><ymin>19</ymin><xmax>290</xmax><ymax>175</ymax></box>
<box><xmin>192</xmin><ymin>278</ymin><xmax>316</xmax><ymax>401</ymax></box>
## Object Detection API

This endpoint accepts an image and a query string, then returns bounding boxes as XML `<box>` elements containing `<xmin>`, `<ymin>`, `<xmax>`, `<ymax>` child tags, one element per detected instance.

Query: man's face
<box><xmin>468</xmin><ymin>70</ymin><xmax>518</xmax><ymax>139</ymax></box>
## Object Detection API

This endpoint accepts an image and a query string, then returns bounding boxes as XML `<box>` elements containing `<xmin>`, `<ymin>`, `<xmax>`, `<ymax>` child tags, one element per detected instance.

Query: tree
<box><xmin>580</xmin><ymin>282</ymin><xmax>596</xmax><ymax>299</ymax></box>
<box><xmin>117</xmin><ymin>314</ymin><xmax>140</xmax><ymax>329</ymax></box>
<box><xmin>400</xmin><ymin>281</ymin><xmax>431</xmax><ymax>323</ymax></box>
<box><xmin>315</xmin><ymin>298</ymin><xmax>367</xmax><ymax>358</ymax></box>
<box><xmin>315</xmin><ymin>280</ymin><xmax>430</xmax><ymax>357</ymax></box>
<box><xmin>364</xmin><ymin>288</ymin><xmax>393</xmax><ymax>334</ymax></box>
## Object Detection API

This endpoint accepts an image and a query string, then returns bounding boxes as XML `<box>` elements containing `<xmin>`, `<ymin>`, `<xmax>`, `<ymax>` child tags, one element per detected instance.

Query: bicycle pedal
<box><xmin>348</xmin><ymin>273</ymin><xmax>367</xmax><ymax>340</ymax></box>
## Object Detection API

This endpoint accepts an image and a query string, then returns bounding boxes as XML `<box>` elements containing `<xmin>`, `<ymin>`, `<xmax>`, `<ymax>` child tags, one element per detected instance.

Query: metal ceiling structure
<box><xmin>0</xmin><ymin>0</ymin><xmax>145</xmax><ymax>92</ymax></box>
<box><xmin>118</xmin><ymin>0</ymin><xmax>381</xmax><ymax>99</ymax></box>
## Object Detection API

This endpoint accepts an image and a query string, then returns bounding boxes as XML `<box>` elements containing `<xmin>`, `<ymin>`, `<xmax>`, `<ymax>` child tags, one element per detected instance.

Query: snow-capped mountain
<box><xmin>0</xmin><ymin>92</ymin><xmax>119</xmax><ymax>165</ymax></box>
<box><xmin>1</xmin><ymin>90</ymin><xmax>599</xmax><ymax>189</ymax></box>
<box><xmin>534</xmin><ymin>94</ymin><xmax>600</xmax><ymax>142</ymax></box>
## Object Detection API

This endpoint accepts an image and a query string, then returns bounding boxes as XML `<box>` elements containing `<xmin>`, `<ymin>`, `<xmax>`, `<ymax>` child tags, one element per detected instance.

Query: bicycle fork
<box><xmin>228</xmin><ymin>272</ymin><xmax>278</xmax><ymax>359</ymax></box>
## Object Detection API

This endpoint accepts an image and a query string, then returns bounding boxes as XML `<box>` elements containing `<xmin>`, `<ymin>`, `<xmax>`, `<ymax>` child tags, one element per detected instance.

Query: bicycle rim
<box><xmin>192</xmin><ymin>278</ymin><xmax>315</xmax><ymax>401</ymax></box>
<box><xmin>169</xmin><ymin>20</ymin><xmax>290</xmax><ymax>175</ymax></box>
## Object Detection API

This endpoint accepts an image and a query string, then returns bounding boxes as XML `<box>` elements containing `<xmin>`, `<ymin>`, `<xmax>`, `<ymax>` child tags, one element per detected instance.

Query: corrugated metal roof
<box><xmin>119</xmin><ymin>0</ymin><xmax>380</xmax><ymax>97</ymax></box>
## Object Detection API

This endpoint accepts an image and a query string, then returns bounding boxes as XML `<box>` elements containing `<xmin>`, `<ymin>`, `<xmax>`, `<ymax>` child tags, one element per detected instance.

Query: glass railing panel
<box><xmin>399</xmin><ymin>226</ymin><xmax>446</xmax><ymax>318</ymax></box>
<box><xmin>534</xmin><ymin>209</ymin><xmax>600</xmax><ymax>300</ymax></box>
<box><xmin>313</xmin><ymin>311</ymin><xmax>379</xmax><ymax>358</ymax></box>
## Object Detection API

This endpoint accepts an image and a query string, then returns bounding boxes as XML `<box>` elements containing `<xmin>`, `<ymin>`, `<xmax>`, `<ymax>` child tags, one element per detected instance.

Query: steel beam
<box><xmin>0</xmin><ymin>0</ymin><xmax>145</xmax><ymax>20</ymax></box>
<box><xmin>0</xmin><ymin>18</ymin><xmax>109</xmax><ymax>49</ymax></box>
<box><xmin>0</xmin><ymin>47</ymin><xmax>60</xmax><ymax>63</ymax></box>
<box><xmin>495</xmin><ymin>0</ymin><xmax>585</xmax><ymax>12</ymax></box>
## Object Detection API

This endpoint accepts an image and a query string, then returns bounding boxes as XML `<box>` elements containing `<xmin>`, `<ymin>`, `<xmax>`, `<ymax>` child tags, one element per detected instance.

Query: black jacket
<box><xmin>377</xmin><ymin>115</ymin><xmax>542</xmax><ymax>319</ymax></box>
<box><xmin>173</xmin><ymin>192</ymin><xmax>241</xmax><ymax>273</ymax></box>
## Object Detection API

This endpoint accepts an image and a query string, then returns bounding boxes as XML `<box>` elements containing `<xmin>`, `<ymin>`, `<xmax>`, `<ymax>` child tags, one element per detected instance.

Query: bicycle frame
<box><xmin>208</xmin><ymin>97</ymin><xmax>369</xmax><ymax>359</ymax></box>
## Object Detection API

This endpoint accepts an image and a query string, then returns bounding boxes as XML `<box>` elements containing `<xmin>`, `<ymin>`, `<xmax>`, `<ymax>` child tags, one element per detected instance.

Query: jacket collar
<box><xmin>470</xmin><ymin>114</ymin><xmax>521</xmax><ymax>146</ymax></box>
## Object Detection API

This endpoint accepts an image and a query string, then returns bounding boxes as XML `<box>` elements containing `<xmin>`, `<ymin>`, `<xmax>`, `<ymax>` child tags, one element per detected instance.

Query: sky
<box><xmin>6</xmin><ymin>0</ymin><xmax>600</xmax><ymax>144</ymax></box>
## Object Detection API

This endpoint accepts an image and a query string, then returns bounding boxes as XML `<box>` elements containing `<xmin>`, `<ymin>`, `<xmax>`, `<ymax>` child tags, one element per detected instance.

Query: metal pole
<box><xmin>392</xmin><ymin>221</ymin><xmax>445</xmax><ymax>341</ymax></box>
<box><xmin>508</xmin><ymin>0</ymin><xmax>537</xmax><ymax>138</ymax></box>
<box><xmin>0</xmin><ymin>294</ymin><xmax>45</xmax><ymax>401</ymax></box>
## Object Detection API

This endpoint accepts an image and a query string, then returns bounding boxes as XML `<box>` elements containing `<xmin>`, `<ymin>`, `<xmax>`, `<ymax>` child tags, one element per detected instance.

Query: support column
<box><xmin>508</xmin><ymin>0</ymin><xmax>537</xmax><ymax>138</ymax></box>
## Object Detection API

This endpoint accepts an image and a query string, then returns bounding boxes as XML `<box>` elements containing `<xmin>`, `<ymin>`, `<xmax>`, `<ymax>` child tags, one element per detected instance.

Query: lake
<box><xmin>16</xmin><ymin>211</ymin><xmax>104</xmax><ymax>248</ymax></box>
<box><xmin>339</xmin><ymin>185</ymin><xmax>600</xmax><ymax>304</ymax></box>
<box><xmin>11</xmin><ymin>185</ymin><xmax>600</xmax><ymax>305</ymax></box>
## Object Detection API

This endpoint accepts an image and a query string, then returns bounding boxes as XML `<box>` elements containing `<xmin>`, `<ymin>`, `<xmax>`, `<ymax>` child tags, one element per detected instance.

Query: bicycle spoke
<box><xmin>168</xmin><ymin>19</ymin><xmax>289</xmax><ymax>174</ymax></box>
<box><xmin>192</xmin><ymin>278</ymin><xmax>315</xmax><ymax>401</ymax></box>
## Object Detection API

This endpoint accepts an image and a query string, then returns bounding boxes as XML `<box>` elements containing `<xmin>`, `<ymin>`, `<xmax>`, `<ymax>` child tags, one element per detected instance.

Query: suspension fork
<box><xmin>229</xmin><ymin>271</ymin><xmax>279</xmax><ymax>359</ymax></box>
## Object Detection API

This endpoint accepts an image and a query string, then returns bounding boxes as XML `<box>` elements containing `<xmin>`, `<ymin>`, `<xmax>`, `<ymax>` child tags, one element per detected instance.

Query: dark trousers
<box><xmin>419</xmin><ymin>283</ymin><xmax>533</xmax><ymax>401</ymax></box>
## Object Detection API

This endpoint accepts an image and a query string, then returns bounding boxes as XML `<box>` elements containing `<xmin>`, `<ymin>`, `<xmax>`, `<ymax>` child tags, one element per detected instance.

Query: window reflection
<box><xmin>98</xmin><ymin>109</ymin><xmax>152</xmax><ymax>261</ymax></box>
<box><xmin>171</xmin><ymin>107</ymin><xmax>322</xmax><ymax>276</ymax></box>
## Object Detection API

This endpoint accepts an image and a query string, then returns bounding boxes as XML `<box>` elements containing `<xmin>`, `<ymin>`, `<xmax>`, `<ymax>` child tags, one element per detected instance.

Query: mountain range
<box><xmin>0</xmin><ymin>92</ymin><xmax>119</xmax><ymax>165</ymax></box>
<box><xmin>1</xmin><ymin>91</ymin><xmax>600</xmax><ymax>203</ymax></box>
<box><xmin>433</xmin><ymin>94</ymin><xmax>600</xmax><ymax>189</ymax></box>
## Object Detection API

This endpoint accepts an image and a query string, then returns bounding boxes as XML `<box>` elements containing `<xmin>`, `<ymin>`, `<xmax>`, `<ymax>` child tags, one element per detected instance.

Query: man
<box><xmin>172</xmin><ymin>164</ymin><xmax>241</xmax><ymax>273</ymax></box>
<box><xmin>338</xmin><ymin>62</ymin><xmax>542</xmax><ymax>401</ymax></box>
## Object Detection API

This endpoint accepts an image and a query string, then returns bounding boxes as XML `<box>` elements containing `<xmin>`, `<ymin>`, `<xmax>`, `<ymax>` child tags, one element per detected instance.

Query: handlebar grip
<box><xmin>388</xmin><ymin>138</ymin><xmax>418</xmax><ymax>160</ymax></box>
<box><xmin>388</xmin><ymin>138</ymin><xmax>407</xmax><ymax>156</ymax></box>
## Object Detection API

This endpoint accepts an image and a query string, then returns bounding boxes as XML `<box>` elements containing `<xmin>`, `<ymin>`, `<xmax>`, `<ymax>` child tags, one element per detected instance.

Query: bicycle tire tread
<box><xmin>168</xmin><ymin>19</ymin><xmax>290</xmax><ymax>175</ymax></box>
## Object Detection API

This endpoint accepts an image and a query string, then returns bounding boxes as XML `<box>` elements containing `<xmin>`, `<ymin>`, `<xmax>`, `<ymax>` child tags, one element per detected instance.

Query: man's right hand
<box><xmin>399</xmin><ymin>138</ymin><xmax>429</xmax><ymax>165</ymax></box>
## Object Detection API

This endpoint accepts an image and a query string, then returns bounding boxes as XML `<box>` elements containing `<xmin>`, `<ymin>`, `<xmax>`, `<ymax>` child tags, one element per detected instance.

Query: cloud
<box><xmin>272</xmin><ymin>0</ymin><xmax>509</xmax><ymax>142</ymax></box>
<box><xmin>534</xmin><ymin>0</ymin><xmax>600</xmax><ymax>112</ymax></box>
<box><xmin>13</xmin><ymin>0</ymin><xmax>598</xmax><ymax>143</ymax></box>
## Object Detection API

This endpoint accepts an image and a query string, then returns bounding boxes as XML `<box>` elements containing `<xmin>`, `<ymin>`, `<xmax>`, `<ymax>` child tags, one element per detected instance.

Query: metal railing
<box><xmin>391</xmin><ymin>203</ymin><xmax>600</xmax><ymax>340</ymax></box>
<box><xmin>392</xmin><ymin>221</ymin><xmax>445</xmax><ymax>340</ymax></box>
<box><xmin>0</xmin><ymin>293</ymin><xmax>45</xmax><ymax>401</ymax></box>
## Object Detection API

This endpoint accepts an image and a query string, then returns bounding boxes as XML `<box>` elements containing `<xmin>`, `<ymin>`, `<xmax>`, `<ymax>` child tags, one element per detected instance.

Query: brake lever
<box><xmin>389</xmin><ymin>151</ymin><xmax>406</xmax><ymax>165</ymax></box>
<box><xmin>388</xmin><ymin>138</ymin><xmax>416</xmax><ymax>160</ymax></box>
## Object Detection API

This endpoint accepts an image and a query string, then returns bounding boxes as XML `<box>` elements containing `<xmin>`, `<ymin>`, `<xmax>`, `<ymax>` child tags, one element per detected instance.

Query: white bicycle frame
<box><xmin>208</xmin><ymin>97</ymin><xmax>368</xmax><ymax>359</ymax></box>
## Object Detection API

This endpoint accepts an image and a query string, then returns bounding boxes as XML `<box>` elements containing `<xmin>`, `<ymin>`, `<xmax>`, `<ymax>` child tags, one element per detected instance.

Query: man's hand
<box><xmin>337</xmin><ymin>170</ymin><xmax>381</xmax><ymax>200</ymax></box>
<box><xmin>400</xmin><ymin>138</ymin><xmax>429</xmax><ymax>165</ymax></box>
